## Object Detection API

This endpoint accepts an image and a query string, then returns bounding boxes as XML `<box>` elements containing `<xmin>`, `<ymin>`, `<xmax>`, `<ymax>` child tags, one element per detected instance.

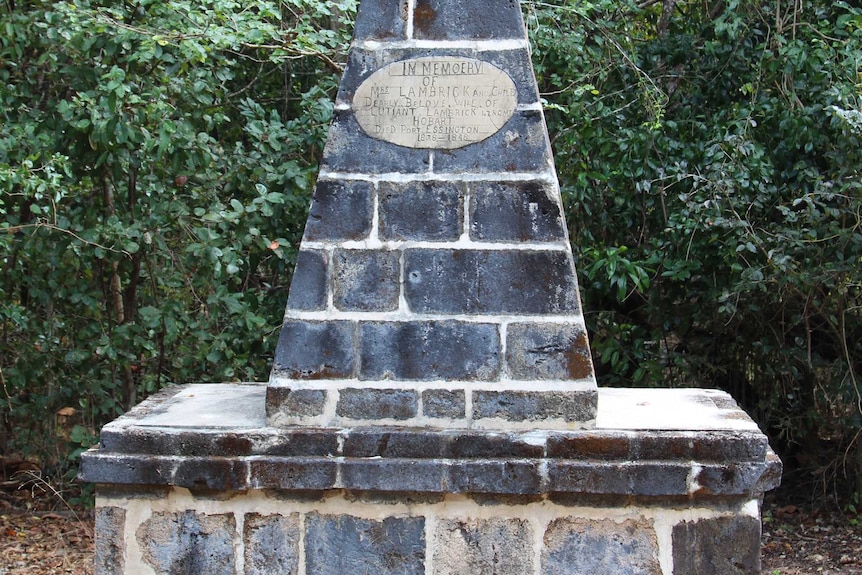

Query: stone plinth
<box><xmin>266</xmin><ymin>0</ymin><xmax>597</xmax><ymax>430</ymax></box>
<box><xmin>81</xmin><ymin>384</ymin><xmax>781</xmax><ymax>575</ymax></box>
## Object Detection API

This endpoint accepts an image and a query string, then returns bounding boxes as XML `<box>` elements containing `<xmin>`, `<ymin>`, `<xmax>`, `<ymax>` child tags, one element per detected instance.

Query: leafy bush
<box><xmin>0</xmin><ymin>0</ymin><xmax>357</xmax><ymax>473</ymax></box>
<box><xmin>528</xmin><ymin>0</ymin><xmax>861</xmax><ymax>497</ymax></box>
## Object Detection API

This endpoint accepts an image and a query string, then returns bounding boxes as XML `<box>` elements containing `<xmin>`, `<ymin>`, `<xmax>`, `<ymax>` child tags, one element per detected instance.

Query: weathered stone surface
<box><xmin>433</xmin><ymin>517</ymin><xmax>534</xmax><ymax>575</ymax></box>
<box><xmin>405</xmin><ymin>250</ymin><xmax>578</xmax><ymax>314</ymax></box>
<box><xmin>421</xmin><ymin>389</ymin><xmax>465</xmax><ymax>419</ymax></box>
<box><xmin>342</xmin><ymin>459</ymin><xmax>447</xmax><ymax>491</ymax></box>
<box><xmin>352</xmin><ymin>0</ymin><xmax>406</xmax><ymax>40</ymax></box>
<box><xmin>271</xmin><ymin>321</ymin><xmax>356</xmax><ymax>380</ymax></box>
<box><xmin>412</xmin><ymin>0</ymin><xmax>525</xmax><ymax>40</ymax></box>
<box><xmin>321</xmin><ymin>110</ymin><xmax>430</xmax><ymax>173</ymax></box>
<box><xmin>302</xmin><ymin>179</ymin><xmax>372</xmax><ymax>241</ymax></box>
<box><xmin>432</xmin><ymin>111</ymin><xmax>550</xmax><ymax>173</ymax></box>
<box><xmin>285</xmin><ymin>250</ymin><xmax>328</xmax><ymax>310</ymax></box>
<box><xmin>470</xmin><ymin>180</ymin><xmax>565</xmax><ymax>242</ymax></box>
<box><xmin>305</xmin><ymin>513</ymin><xmax>425</xmax><ymax>575</ymax></box>
<box><xmin>173</xmin><ymin>457</ymin><xmax>249</xmax><ymax>491</ymax></box>
<box><xmin>248</xmin><ymin>458</ymin><xmax>338</xmax><ymax>490</ymax></box>
<box><xmin>379</xmin><ymin>181</ymin><xmax>463</xmax><ymax>241</ymax></box>
<box><xmin>693</xmin><ymin>461</ymin><xmax>779</xmax><ymax>496</ymax></box>
<box><xmin>506</xmin><ymin>322</ymin><xmax>593</xmax><ymax>380</ymax></box>
<box><xmin>546</xmin><ymin>430</ymin><xmax>768</xmax><ymax>462</ymax></box>
<box><xmin>473</xmin><ymin>390</ymin><xmax>596</xmax><ymax>422</ymax></box>
<box><xmin>672</xmin><ymin>515</ymin><xmax>761</xmax><ymax>575</ymax></box>
<box><xmin>336</xmin><ymin>388</ymin><xmax>419</xmax><ymax>420</ymax></box>
<box><xmin>137</xmin><ymin>510</ymin><xmax>236</xmax><ymax>575</ymax></box>
<box><xmin>446</xmin><ymin>432</ymin><xmax>543</xmax><ymax>458</ymax></box>
<box><xmin>342</xmin><ymin>429</ymin><xmax>448</xmax><ymax>458</ymax></box>
<box><xmin>359</xmin><ymin>321</ymin><xmax>500</xmax><ymax>380</ymax></box>
<box><xmin>449</xmin><ymin>460</ymin><xmax>541</xmax><ymax>494</ymax></box>
<box><xmin>542</xmin><ymin>517</ymin><xmax>661</xmax><ymax>575</ymax></box>
<box><xmin>265</xmin><ymin>388</ymin><xmax>327</xmax><ymax>418</ymax></box>
<box><xmin>333</xmin><ymin>249</ymin><xmax>400</xmax><ymax>311</ymax></box>
<box><xmin>244</xmin><ymin>513</ymin><xmax>301</xmax><ymax>575</ymax></box>
<box><xmin>94</xmin><ymin>506</ymin><xmax>125</xmax><ymax>575</ymax></box>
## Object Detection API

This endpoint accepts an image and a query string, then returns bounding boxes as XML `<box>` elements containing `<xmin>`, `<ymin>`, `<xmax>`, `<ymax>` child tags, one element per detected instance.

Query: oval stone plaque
<box><xmin>353</xmin><ymin>56</ymin><xmax>518</xmax><ymax>150</ymax></box>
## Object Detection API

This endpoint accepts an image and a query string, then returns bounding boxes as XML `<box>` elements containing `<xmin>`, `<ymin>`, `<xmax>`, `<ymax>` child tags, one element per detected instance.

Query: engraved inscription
<box><xmin>353</xmin><ymin>56</ymin><xmax>518</xmax><ymax>149</ymax></box>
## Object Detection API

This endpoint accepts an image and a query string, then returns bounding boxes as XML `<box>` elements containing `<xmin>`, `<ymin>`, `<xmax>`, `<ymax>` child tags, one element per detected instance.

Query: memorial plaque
<box><xmin>353</xmin><ymin>56</ymin><xmax>518</xmax><ymax>150</ymax></box>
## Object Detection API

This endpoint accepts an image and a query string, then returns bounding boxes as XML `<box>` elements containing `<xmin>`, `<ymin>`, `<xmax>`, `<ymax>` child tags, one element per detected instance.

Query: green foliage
<box><xmin>529</xmin><ymin>0</ymin><xmax>862</xmax><ymax>495</ymax></box>
<box><xmin>0</xmin><ymin>0</ymin><xmax>356</xmax><ymax>472</ymax></box>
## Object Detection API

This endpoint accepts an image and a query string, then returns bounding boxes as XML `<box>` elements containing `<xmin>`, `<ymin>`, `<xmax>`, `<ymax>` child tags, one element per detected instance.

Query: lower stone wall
<box><xmin>96</xmin><ymin>487</ymin><xmax>763</xmax><ymax>575</ymax></box>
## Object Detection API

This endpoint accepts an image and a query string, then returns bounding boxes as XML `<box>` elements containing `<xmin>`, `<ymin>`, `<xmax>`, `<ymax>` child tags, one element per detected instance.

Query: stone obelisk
<box><xmin>266</xmin><ymin>0</ymin><xmax>597</xmax><ymax>429</ymax></box>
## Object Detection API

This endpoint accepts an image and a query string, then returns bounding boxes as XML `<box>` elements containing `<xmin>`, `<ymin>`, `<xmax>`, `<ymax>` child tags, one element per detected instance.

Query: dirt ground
<box><xmin>0</xmin><ymin>480</ymin><xmax>860</xmax><ymax>574</ymax></box>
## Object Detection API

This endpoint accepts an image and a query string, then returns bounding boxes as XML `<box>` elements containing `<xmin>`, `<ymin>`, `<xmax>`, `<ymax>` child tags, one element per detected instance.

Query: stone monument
<box><xmin>81</xmin><ymin>1</ymin><xmax>781</xmax><ymax>573</ymax></box>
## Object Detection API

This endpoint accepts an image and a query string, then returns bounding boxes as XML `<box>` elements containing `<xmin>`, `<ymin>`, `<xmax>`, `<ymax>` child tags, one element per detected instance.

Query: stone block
<box><xmin>379</xmin><ymin>181</ymin><xmax>464</xmax><ymax>241</ymax></box>
<box><xmin>286</xmin><ymin>250</ymin><xmax>328</xmax><ymax>310</ymax></box>
<box><xmin>470</xmin><ymin>180</ymin><xmax>565</xmax><ymax>242</ymax></box>
<box><xmin>137</xmin><ymin>510</ymin><xmax>236</xmax><ymax>575</ymax></box>
<box><xmin>542</xmin><ymin>517</ymin><xmax>661</xmax><ymax>575</ymax></box>
<box><xmin>449</xmin><ymin>460</ymin><xmax>541</xmax><ymax>494</ymax></box>
<box><xmin>433</xmin><ymin>111</ymin><xmax>550</xmax><ymax>173</ymax></box>
<box><xmin>446</xmin><ymin>432</ymin><xmax>544</xmax><ymax>458</ymax></box>
<box><xmin>271</xmin><ymin>320</ymin><xmax>356</xmax><ymax>380</ymax></box>
<box><xmin>405</xmin><ymin>249</ymin><xmax>579</xmax><ymax>314</ymax></box>
<box><xmin>342</xmin><ymin>429</ymin><xmax>448</xmax><ymax>458</ymax></box>
<box><xmin>546</xmin><ymin>461</ymin><xmax>632</xmax><ymax>494</ymax></box>
<box><xmin>546</xmin><ymin>432</ymin><xmax>632</xmax><ymax>460</ymax></box>
<box><xmin>260</xmin><ymin>429</ymin><xmax>340</xmax><ymax>457</ymax></box>
<box><xmin>305</xmin><ymin>513</ymin><xmax>425</xmax><ymax>575</ymax></box>
<box><xmin>672</xmin><ymin>515</ymin><xmax>761</xmax><ymax>574</ymax></box>
<box><xmin>248</xmin><ymin>457</ymin><xmax>338</xmax><ymax>490</ymax></box>
<box><xmin>433</xmin><ymin>517</ymin><xmax>534</xmax><ymax>575</ymax></box>
<box><xmin>342</xmin><ymin>459</ymin><xmax>447</xmax><ymax>491</ymax></box>
<box><xmin>265</xmin><ymin>388</ymin><xmax>327</xmax><ymax>418</ymax></box>
<box><xmin>94</xmin><ymin>506</ymin><xmax>125</xmax><ymax>575</ymax></box>
<box><xmin>421</xmin><ymin>389</ymin><xmax>466</xmax><ymax>419</ymax></box>
<box><xmin>359</xmin><ymin>320</ymin><xmax>500</xmax><ymax>380</ymax></box>
<box><xmin>506</xmin><ymin>322</ymin><xmax>593</xmax><ymax>380</ymax></box>
<box><xmin>244</xmin><ymin>513</ymin><xmax>301</xmax><ymax>575</ymax></box>
<box><xmin>303</xmin><ymin>179</ymin><xmax>373</xmax><ymax>241</ymax></box>
<box><xmin>412</xmin><ymin>0</ymin><xmax>525</xmax><ymax>40</ymax></box>
<box><xmin>336</xmin><ymin>388</ymin><xmax>419</xmax><ymax>420</ymax></box>
<box><xmin>322</xmin><ymin>110</ymin><xmax>430</xmax><ymax>174</ymax></box>
<box><xmin>473</xmin><ymin>390</ymin><xmax>596</xmax><ymax>422</ymax></box>
<box><xmin>352</xmin><ymin>0</ymin><xmax>407</xmax><ymax>41</ymax></box>
<box><xmin>692</xmin><ymin>461</ymin><xmax>778</xmax><ymax>496</ymax></box>
<box><xmin>173</xmin><ymin>457</ymin><xmax>249</xmax><ymax>491</ymax></box>
<box><xmin>333</xmin><ymin>249</ymin><xmax>400</xmax><ymax>311</ymax></box>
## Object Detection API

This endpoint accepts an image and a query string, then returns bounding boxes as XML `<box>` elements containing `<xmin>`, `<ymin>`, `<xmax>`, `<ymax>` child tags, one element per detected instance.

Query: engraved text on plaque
<box><xmin>353</xmin><ymin>56</ymin><xmax>518</xmax><ymax>150</ymax></box>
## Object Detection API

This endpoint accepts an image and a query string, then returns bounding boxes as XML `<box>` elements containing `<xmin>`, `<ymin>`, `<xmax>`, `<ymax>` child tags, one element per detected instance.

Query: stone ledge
<box><xmin>80</xmin><ymin>452</ymin><xmax>779</xmax><ymax>497</ymax></box>
<box><xmin>81</xmin><ymin>384</ymin><xmax>781</xmax><ymax>498</ymax></box>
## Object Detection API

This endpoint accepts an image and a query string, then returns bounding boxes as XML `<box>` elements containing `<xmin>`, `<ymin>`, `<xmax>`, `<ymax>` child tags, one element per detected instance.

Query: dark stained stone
<box><xmin>379</xmin><ymin>181</ymin><xmax>464</xmax><ymax>241</ymax></box>
<box><xmin>271</xmin><ymin>321</ymin><xmax>356</xmax><ymax>380</ymax></box>
<box><xmin>412</xmin><ymin>0</ymin><xmax>525</xmax><ymax>40</ymax></box>
<box><xmin>286</xmin><ymin>250</ymin><xmax>328</xmax><ymax>311</ymax></box>
<box><xmin>470</xmin><ymin>180</ymin><xmax>566</xmax><ymax>242</ymax></box>
<box><xmin>359</xmin><ymin>320</ymin><xmax>500</xmax><ymax>381</ymax></box>
<box><xmin>672</xmin><ymin>516</ymin><xmax>761</xmax><ymax>575</ymax></box>
<box><xmin>404</xmin><ymin>249</ymin><xmax>579</xmax><ymax>314</ymax></box>
<box><xmin>333</xmin><ymin>249</ymin><xmax>400</xmax><ymax>311</ymax></box>
<box><xmin>303</xmin><ymin>179</ymin><xmax>373</xmax><ymax>241</ymax></box>
<box><xmin>336</xmin><ymin>388</ymin><xmax>419</xmax><ymax>420</ymax></box>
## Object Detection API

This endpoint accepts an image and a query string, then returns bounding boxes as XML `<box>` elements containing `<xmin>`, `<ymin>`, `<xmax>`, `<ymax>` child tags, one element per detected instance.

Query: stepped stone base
<box><xmin>81</xmin><ymin>384</ymin><xmax>781</xmax><ymax>575</ymax></box>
